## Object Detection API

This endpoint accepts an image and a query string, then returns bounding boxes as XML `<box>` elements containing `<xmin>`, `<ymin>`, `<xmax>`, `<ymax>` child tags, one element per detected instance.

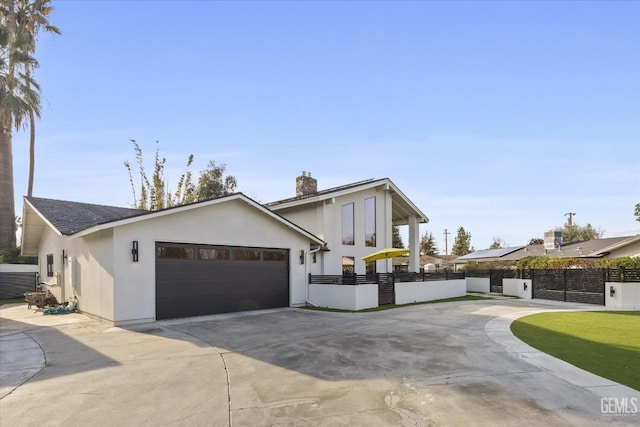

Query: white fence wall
<box><xmin>502</xmin><ymin>279</ymin><xmax>532</xmax><ymax>299</ymax></box>
<box><xmin>308</xmin><ymin>284</ymin><xmax>378</xmax><ymax>311</ymax></box>
<box><xmin>395</xmin><ymin>279</ymin><xmax>466</xmax><ymax>305</ymax></box>
<box><xmin>0</xmin><ymin>264</ymin><xmax>38</xmax><ymax>273</ymax></box>
<box><xmin>466</xmin><ymin>277</ymin><xmax>490</xmax><ymax>293</ymax></box>
<box><xmin>605</xmin><ymin>282</ymin><xmax>640</xmax><ymax>309</ymax></box>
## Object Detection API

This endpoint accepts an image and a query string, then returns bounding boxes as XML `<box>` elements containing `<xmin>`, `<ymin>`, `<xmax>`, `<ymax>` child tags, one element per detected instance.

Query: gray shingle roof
<box><xmin>26</xmin><ymin>197</ymin><xmax>147</xmax><ymax>235</ymax></box>
<box><xmin>458</xmin><ymin>236</ymin><xmax>636</xmax><ymax>262</ymax></box>
<box><xmin>503</xmin><ymin>237</ymin><xmax>634</xmax><ymax>260</ymax></box>
<box><xmin>456</xmin><ymin>246</ymin><xmax>524</xmax><ymax>260</ymax></box>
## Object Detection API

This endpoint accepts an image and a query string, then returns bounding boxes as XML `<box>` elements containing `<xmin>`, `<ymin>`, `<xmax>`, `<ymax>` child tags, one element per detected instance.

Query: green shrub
<box><xmin>515</xmin><ymin>256</ymin><xmax>640</xmax><ymax>270</ymax></box>
<box><xmin>0</xmin><ymin>247</ymin><xmax>38</xmax><ymax>264</ymax></box>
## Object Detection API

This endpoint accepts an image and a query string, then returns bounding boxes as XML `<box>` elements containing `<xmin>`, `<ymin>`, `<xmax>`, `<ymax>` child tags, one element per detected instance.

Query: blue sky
<box><xmin>12</xmin><ymin>0</ymin><xmax>640</xmax><ymax>251</ymax></box>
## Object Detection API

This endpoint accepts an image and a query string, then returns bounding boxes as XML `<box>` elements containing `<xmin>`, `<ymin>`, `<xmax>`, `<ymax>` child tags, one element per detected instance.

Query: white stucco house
<box><xmin>20</xmin><ymin>174</ymin><xmax>428</xmax><ymax>325</ymax></box>
<box><xmin>266</xmin><ymin>174</ymin><xmax>428</xmax><ymax>276</ymax></box>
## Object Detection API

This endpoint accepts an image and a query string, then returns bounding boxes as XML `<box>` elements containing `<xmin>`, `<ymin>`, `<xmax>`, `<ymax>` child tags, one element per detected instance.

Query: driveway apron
<box><xmin>1</xmin><ymin>299</ymin><xmax>638</xmax><ymax>426</ymax></box>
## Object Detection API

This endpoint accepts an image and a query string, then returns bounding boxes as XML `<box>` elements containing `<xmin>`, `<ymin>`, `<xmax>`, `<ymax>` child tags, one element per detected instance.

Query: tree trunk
<box><xmin>0</xmin><ymin>123</ymin><xmax>17</xmax><ymax>250</ymax></box>
<box><xmin>28</xmin><ymin>110</ymin><xmax>35</xmax><ymax>197</ymax></box>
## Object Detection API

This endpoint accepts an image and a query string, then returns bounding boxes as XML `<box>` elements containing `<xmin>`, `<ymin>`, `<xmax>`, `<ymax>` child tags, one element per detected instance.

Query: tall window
<box><xmin>342</xmin><ymin>203</ymin><xmax>354</xmax><ymax>245</ymax></box>
<box><xmin>365</xmin><ymin>197</ymin><xmax>376</xmax><ymax>247</ymax></box>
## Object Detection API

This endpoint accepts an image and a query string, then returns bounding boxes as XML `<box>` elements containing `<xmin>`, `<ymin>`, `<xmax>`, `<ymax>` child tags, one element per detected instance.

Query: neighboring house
<box><xmin>20</xmin><ymin>173</ymin><xmax>428</xmax><ymax>324</ymax></box>
<box><xmin>266</xmin><ymin>173</ymin><xmax>428</xmax><ymax>276</ymax></box>
<box><xmin>455</xmin><ymin>230</ymin><xmax>640</xmax><ymax>268</ymax></box>
<box><xmin>393</xmin><ymin>255</ymin><xmax>459</xmax><ymax>272</ymax></box>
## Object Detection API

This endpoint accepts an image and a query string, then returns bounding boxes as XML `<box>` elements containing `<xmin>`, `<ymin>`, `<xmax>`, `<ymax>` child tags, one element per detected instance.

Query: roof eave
<box><xmin>21</xmin><ymin>198</ymin><xmax>63</xmax><ymax>255</ymax></box>
<box><xmin>69</xmin><ymin>193</ymin><xmax>326</xmax><ymax>246</ymax></box>
<box><xmin>269</xmin><ymin>178</ymin><xmax>429</xmax><ymax>222</ymax></box>
<box><xmin>590</xmin><ymin>235</ymin><xmax>640</xmax><ymax>256</ymax></box>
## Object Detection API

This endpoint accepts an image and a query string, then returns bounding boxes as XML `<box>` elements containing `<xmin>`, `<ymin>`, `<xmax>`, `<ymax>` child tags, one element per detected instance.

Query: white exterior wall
<box><xmin>395</xmin><ymin>280</ymin><xmax>466</xmax><ymax>305</ymax></box>
<box><xmin>36</xmin><ymin>227</ymin><xmax>115</xmax><ymax>321</ymax></box>
<box><xmin>71</xmin><ymin>229</ymin><xmax>116</xmax><ymax>321</ymax></box>
<box><xmin>605</xmin><ymin>282</ymin><xmax>640</xmax><ymax>309</ymax></box>
<box><xmin>278</xmin><ymin>187</ymin><xmax>395</xmax><ymax>275</ymax></box>
<box><xmin>37</xmin><ymin>227</ymin><xmax>70</xmax><ymax>303</ymax></box>
<box><xmin>502</xmin><ymin>279</ymin><xmax>532</xmax><ymax>299</ymax></box>
<box><xmin>466</xmin><ymin>277</ymin><xmax>490</xmax><ymax>293</ymax></box>
<box><xmin>0</xmin><ymin>264</ymin><xmax>38</xmax><ymax>272</ymax></box>
<box><xmin>308</xmin><ymin>284</ymin><xmax>378</xmax><ymax>310</ymax></box>
<box><xmin>111</xmin><ymin>199</ymin><xmax>313</xmax><ymax>324</ymax></box>
<box><xmin>605</xmin><ymin>241</ymin><xmax>640</xmax><ymax>258</ymax></box>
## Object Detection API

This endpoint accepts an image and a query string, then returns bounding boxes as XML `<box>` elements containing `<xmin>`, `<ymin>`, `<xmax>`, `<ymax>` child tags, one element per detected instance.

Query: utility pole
<box><xmin>443</xmin><ymin>229</ymin><xmax>451</xmax><ymax>256</ymax></box>
<box><xmin>565</xmin><ymin>212</ymin><xmax>576</xmax><ymax>226</ymax></box>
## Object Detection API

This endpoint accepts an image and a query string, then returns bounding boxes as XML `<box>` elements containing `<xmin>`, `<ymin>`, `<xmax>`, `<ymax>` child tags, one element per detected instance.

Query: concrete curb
<box><xmin>485</xmin><ymin>308</ymin><xmax>640</xmax><ymax>400</ymax></box>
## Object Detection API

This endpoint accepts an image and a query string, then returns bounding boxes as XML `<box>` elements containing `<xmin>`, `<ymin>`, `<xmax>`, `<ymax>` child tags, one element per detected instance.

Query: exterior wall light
<box><xmin>300</xmin><ymin>250</ymin><xmax>305</xmax><ymax>265</ymax></box>
<box><xmin>132</xmin><ymin>241</ymin><xmax>139</xmax><ymax>262</ymax></box>
<box><xmin>523</xmin><ymin>282</ymin><xmax>528</xmax><ymax>291</ymax></box>
<box><xmin>610</xmin><ymin>285</ymin><xmax>616</xmax><ymax>297</ymax></box>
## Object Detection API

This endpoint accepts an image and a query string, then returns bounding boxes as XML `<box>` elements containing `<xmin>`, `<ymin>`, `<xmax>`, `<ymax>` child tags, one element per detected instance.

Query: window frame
<box><xmin>342</xmin><ymin>256</ymin><xmax>355</xmax><ymax>275</ymax></box>
<box><xmin>233</xmin><ymin>249</ymin><xmax>261</xmax><ymax>261</ymax></box>
<box><xmin>46</xmin><ymin>254</ymin><xmax>54</xmax><ymax>277</ymax></box>
<box><xmin>365</xmin><ymin>196</ymin><xmax>376</xmax><ymax>247</ymax></box>
<box><xmin>156</xmin><ymin>245</ymin><xmax>194</xmax><ymax>260</ymax></box>
<box><xmin>197</xmin><ymin>248</ymin><xmax>230</xmax><ymax>261</ymax></box>
<box><xmin>342</xmin><ymin>202</ymin><xmax>355</xmax><ymax>246</ymax></box>
<box><xmin>263</xmin><ymin>250</ymin><xmax>287</xmax><ymax>262</ymax></box>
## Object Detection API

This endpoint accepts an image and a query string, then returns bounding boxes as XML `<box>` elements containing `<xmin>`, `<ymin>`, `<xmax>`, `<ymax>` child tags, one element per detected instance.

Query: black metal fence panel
<box><xmin>489</xmin><ymin>270</ymin><xmax>516</xmax><ymax>293</ymax></box>
<box><xmin>0</xmin><ymin>272</ymin><xmax>38</xmax><ymax>299</ymax></box>
<box><xmin>378</xmin><ymin>274</ymin><xmax>395</xmax><ymax>305</ymax></box>
<box><xmin>309</xmin><ymin>271</ymin><xmax>466</xmax><ymax>285</ymax></box>
<box><xmin>532</xmin><ymin>269</ymin><xmax>605</xmax><ymax>305</ymax></box>
<box><xmin>606</xmin><ymin>268</ymin><xmax>640</xmax><ymax>282</ymax></box>
<box><xmin>466</xmin><ymin>268</ymin><xmax>640</xmax><ymax>283</ymax></box>
<box><xmin>395</xmin><ymin>271</ymin><xmax>464</xmax><ymax>282</ymax></box>
<box><xmin>308</xmin><ymin>274</ymin><xmax>385</xmax><ymax>286</ymax></box>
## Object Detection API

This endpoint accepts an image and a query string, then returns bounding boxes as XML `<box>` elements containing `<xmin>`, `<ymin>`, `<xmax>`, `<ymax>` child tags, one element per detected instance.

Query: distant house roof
<box><xmin>266</xmin><ymin>177</ymin><xmax>429</xmax><ymax>225</ymax></box>
<box><xmin>503</xmin><ymin>236</ymin><xmax>640</xmax><ymax>260</ymax></box>
<box><xmin>456</xmin><ymin>236</ymin><xmax>640</xmax><ymax>264</ymax></box>
<box><xmin>456</xmin><ymin>247</ymin><xmax>524</xmax><ymax>261</ymax></box>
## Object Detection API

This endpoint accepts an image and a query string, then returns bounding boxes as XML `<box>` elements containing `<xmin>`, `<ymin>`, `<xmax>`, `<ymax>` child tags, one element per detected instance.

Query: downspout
<box><xmin>304</xmin><ymin>245</ymin><xmax>330</xmax><ymax>307</ymax></box>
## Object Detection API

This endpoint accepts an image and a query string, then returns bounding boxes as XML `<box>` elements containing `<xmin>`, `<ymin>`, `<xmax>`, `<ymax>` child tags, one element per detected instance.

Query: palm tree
<box><xmin>14</xmin><ymin>0</ymin><xmax>60</xmax><ymax>197</ymax></box>
<box><xmin>0</xmin><ymin>1</ymin><xmax>42</xmax><ymax>249</ymax></box>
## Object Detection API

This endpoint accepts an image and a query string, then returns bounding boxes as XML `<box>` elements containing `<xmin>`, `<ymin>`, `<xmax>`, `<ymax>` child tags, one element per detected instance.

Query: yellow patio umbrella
<box><xmin>361</xmin><ymin>247</ymin><xmax>410</xmax><ymax>263</ymax></box>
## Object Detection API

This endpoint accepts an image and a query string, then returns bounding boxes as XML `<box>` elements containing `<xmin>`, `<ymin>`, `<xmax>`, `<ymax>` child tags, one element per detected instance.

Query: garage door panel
<box><xmin>155</xmin><ymin>243</ymin><xmax>289</xmax><ymax>320</ymax></box>
<box><xmin>156</xmin><ymin>290</ymin><xmax>288</xmax><ymax>319</ymax></box>
<box><xmin>156</xmin><ymin>280</ymin><xmax>287</xmax><ymax>299</ymax></box>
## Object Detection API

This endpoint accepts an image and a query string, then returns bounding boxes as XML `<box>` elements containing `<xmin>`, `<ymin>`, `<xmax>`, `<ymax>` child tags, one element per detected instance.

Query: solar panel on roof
<box><xmin>457</xmin><ymin>246</ymin><xmax>524</xmax><ymax>260</ymax></box>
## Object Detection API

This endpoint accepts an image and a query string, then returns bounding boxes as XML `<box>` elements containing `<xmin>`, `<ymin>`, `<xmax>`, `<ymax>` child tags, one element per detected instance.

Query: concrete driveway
<box><xmin>1</xmin><ymin>298</ymin><xmax>638</xmax><ymax>426</ymax></box>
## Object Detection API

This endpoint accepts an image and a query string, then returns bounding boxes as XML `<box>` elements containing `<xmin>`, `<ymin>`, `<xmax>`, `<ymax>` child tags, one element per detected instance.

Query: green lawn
<box><xmin>511</xmin><ymin>311</ymin><xmax>640</xmax><ymax>391</ymax></box>
<box><xmin>304</xmin><ymin>295</ymin><xmax>489</xmax><ymax>313</ymax></box>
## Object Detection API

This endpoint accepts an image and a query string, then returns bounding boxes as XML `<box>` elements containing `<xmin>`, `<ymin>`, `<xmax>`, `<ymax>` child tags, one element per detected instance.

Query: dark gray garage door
<box><xmin>156</xmin><ymin>242</ymin><xmax>290</xmax><ymax>320</ymax></box>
